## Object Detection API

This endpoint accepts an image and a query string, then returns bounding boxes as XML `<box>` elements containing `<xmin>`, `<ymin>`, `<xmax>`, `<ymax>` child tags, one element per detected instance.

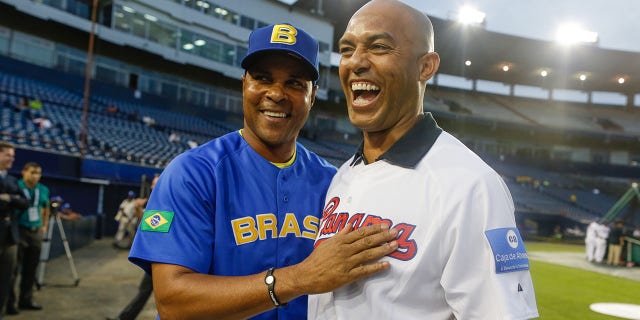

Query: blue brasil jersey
<box><xmin>129</xmin><ymin>131</ymin><xmax>336</xmax><ymax>320</ymax></box>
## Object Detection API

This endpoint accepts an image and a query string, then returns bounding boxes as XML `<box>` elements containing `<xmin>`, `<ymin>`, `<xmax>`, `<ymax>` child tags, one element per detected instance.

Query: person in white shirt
<box><xmin>113</xmin><ymin>190</ymin><xmax>138</xmax><ymax>248</ymax></box>
<box><xmin>308</xmin><ymin>1</ymin><xmax>538</xmax><ymax>319</ymax></box>
<box><xmin>585</xmin><ymin>220</ymin><xmax>599</xmax><ymax>262</ymax></box>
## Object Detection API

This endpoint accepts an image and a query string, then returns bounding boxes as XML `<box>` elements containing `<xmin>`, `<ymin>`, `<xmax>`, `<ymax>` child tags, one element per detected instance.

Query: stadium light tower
<box><xmin>456</xmin><ymin>6</ymin><xmax>486</xmax><ymax>26</ymax></box>
<box><xmin>555</xmin><ymin>23</ymin><xmax>599</xmax><ymax>46</ymax></box>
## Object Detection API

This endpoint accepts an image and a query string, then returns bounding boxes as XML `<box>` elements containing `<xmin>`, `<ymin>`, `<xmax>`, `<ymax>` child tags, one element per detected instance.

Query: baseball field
<box><xmin>527</xmin><ymin>241</ymin><xmax>640</xmax><ymax>319</ymax></box>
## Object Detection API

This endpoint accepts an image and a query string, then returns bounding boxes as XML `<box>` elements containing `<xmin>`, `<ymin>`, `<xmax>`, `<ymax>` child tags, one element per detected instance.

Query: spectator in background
<box><xmin>107</xmin><ymin>104</ymin><xmax>119</xmax><ymax>115</ymax></box>
<box><xmin>113</xmin><ymin>190</ymin><xmax>138</xmax><ymax>249</ymax></box>
<box><xmin>7</xmin><ymin>162</ymin><xmax>49</xmax><ymax>314</ymax></box>
<box><xmin>0</xmin><ymin>142</ymin><xmax>30</xmax><ymax>317</ymax></box>
<box><xmin>32</xmin><ymin>114</ymin><xmax>53</xmax><ymax>129</ymax></box>
<box><xmin>12</xmin><ymin>98</ymin><xmax>29</xmax><ymax>113</ymax></box>
<box><xmin>633</xmin><ymin>226</ymin><xmax>640</xmax><ymax>239</ymax></box>
<box><xmin>167</xmin><ymin>132</ymin><xmax>180</xmax><ymax>143</ymax></box>
<box><xmin>186</xmin><ymin>139</ymin><xmax>198</xmax><ymax>149</ymax></box>
<box><xmin>106</xmin><ymin>175</ymin><xmax>159</xmax><ymax>320</ymax></box>
<box><xmin>585</xmin><ymin>219</ymin><xmax>599</xmax><ymax>262</ymax></box>
<box><xmin>28</xmin><ymin>98</ymin><xmax>42</xmax><ymax>110</ymax></box>
<box><xmin>594</xmin><ymin>221</ymin><xmax>610</xmax><ymax>264</ymax></box>
<box><xmin>141</xmin><ymin>115</ymin><xmax>155</xmax><ymax>127</ymax></box>
<box><xmin>607</xmin><ymin>220</ymin><xmax>625</xmax><ymax>266</ymax></box>
<box><xmin>58</xmin><ymin>203</ymin><xmax>82</xmax><ymax>221</ymax></box>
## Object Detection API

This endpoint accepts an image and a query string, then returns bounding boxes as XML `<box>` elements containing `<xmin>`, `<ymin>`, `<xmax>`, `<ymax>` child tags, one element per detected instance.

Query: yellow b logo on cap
<box><xmin>270</xmin><ymin>24</ymin><xmax>297</xmax><ymax>45</ymax></box>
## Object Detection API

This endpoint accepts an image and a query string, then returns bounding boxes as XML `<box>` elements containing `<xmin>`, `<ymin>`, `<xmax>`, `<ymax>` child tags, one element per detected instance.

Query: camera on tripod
<box><xmin>50</xmin><ymin>196</ymin><xmax>63</xmax><ymax>212</ymax></box>
<box><xmin>37</xmin><ymin>195</ymin><xmax>79</xmax><ymax>288</ymax></box>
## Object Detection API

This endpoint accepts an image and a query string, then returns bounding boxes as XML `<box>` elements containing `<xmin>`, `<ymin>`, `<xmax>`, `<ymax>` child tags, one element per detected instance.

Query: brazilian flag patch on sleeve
<box><xmin>141</xmin><ymin>210</ymin><xmax>174</xmax><ymax>232</ymax></box>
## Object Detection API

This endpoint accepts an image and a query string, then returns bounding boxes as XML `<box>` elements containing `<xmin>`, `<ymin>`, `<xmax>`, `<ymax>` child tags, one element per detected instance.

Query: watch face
<box><xmin>265</xmin><ymin>275</ymin><xmax>275</xmax><ymax>285</ymax></box>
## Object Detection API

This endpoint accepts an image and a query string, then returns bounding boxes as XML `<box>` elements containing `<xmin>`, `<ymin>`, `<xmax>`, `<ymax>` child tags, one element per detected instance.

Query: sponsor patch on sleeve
<box><xmin>140</xmin><ymin>210</ymin><xmax>174</xmax><ymax>232</ymax></box>
<box><xmin>485</xmin><ymin>227</ymin><xmax>530</xmax><ymax>274</ymax></box>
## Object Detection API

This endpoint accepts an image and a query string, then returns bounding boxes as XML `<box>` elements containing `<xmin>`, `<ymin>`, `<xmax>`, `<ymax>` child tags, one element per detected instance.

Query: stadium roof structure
<box><xmin>290</xmin><ymin>0</ymin><xmax>640</xmax><ymax>99</ymax></box>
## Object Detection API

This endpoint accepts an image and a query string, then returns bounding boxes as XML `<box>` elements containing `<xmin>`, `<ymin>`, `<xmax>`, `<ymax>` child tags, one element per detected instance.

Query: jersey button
<box><xmin>283</xmin><ymin>195</ymin><xmax>288</xmax><ymax>202</ymax></box>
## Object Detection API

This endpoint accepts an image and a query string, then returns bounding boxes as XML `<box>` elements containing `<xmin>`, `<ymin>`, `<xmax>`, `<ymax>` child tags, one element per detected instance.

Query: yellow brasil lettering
<box><xmin>231</xmin><ymin>214</ymin><xmax>319</xmax><ymax>245</ymax></box>
<box><xmin>270</xmin><ymin>24</ymin><xmax>297</xmax><ymax>45</ymax></box>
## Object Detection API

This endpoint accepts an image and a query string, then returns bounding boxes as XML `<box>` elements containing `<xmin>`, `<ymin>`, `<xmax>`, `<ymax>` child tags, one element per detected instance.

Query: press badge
<box><xmin>485</xmin><ymin>227</ymin><xmax>530</xmax><ymax>274</ymax></box>
<box><xmin>28</xmin><ymin>207</ymin><xmax>39</xmax><ymax>222</ymax></box>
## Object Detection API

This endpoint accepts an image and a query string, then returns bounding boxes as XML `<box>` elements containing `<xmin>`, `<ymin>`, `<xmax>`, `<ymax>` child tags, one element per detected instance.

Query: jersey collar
<box><xmin>350</xmin><ymin>112</ymin><xmax>443</xmax><ymax>168</ymax></box>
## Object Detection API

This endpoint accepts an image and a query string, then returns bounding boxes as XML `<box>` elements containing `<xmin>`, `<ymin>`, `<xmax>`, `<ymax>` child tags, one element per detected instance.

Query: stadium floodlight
<box><xmin>540</xmin><ymin>70</ymin><xmax>548</xmax><ymax>77</ymax></box>
<box><xmin>194</xmin><ymin>39</ymin><xmax>206</xmax><ymax>46</ymax></box>
<box><xmin>214</xmin><ymin>7</ymin><xmax>228</xmax><ymax>16</ymax></box>
<box><xmin>196</xmin><ymin>1</ymin><xmax>210</xmax><ymax>9</ymax></box>
<box><xmin>122</xmin><ymin>6</ymin><xmax>135</xmax><ymax>13</ymax></box>
<box><xmin>555</xmin><ymin>23</ymin><xmax>599</xmax><ymax>45</ymax></box>
<box><xmin>617</xmin><ymin>77</ymin><xmax>625</xmax><ymax>84</ymax></box>
<box><xmin>277</xmin><ymin>0</ymin><xmax>299</xmax><ymax>5</ymax></box>
<box><xmin>502</xmin><ymin>65</ymin><xmax>509</xmax><ymax>72</ymax></box>
<box><xmin>464</xmin><ymin>60</ymin><xmax>472</xmax><ymax>66</ymax></box>
<box><xmin>183</xmin><ymin>43</ymin><xmax>195</xmax><ymax>50</ymax></box>
<box><xmin>143</xmin><ymin>14</ymin><xmax>158</xmax><ymax>22</ymax></box>
<box><xmin>579</xmin><ymin>74</ymin><xmax>587</xmax><ymax>81</ymax></box>
<box><xmin>456</xmin><ymin>6</ymin><xmax>486</xmax><ymax>25</ymax></box>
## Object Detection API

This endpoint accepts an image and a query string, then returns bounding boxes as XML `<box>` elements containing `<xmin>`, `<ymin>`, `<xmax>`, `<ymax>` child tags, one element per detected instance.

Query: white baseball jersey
<box><xmin>309</xmin><ymin>114</ymin><xmax>538</xmax><ymax>320</ymax></box>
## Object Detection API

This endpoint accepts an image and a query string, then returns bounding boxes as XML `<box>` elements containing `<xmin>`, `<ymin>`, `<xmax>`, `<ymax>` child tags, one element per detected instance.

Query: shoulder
<box><xmin>168</xmin><ymin>132</ymin><xmax>246</xmax><ymax>172</ymax></box>
<box><xmin>38</xmin><ymin>183</ymin><xmax>50</xmax><ymax>193</ymax></box>
<box><xmin>423</xmin><ymin>131</ymin><xmax>497</xmax><ymax>178</ymax></box>
<box><xmin>295</xmin><ymin>143</ymin><xmax>338</xmax><ymax>174</ymax></box>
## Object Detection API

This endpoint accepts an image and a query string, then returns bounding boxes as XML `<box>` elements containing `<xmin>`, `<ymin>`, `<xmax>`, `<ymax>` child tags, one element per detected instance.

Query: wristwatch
<box><xmin>265</xmin><ymin>267</ymin><xmax>286</xmax><ymax>307</ymax></box>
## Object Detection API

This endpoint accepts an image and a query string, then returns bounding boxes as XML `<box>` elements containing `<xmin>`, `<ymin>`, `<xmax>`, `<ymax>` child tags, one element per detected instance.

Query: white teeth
<box><xmin>263</xmin><ymin>111</ymin><xmax>287</xmax><ymax>118</ymax></box>
<box><xmin>351</xmin><ymin>82</ymin><xmax>380</xmax><ymax>91</ymax></box>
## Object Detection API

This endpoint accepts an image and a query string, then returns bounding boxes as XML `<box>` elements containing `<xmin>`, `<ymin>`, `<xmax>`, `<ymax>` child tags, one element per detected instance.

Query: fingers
<box><xmin>341</xmin><ymin>223</ymin><xmax>396</xmax><ymax>244</ymax></box>
<box><xmin>349</xmin><ymin>238</ymin><xmax>398</xmax><ymax>268</ymax></box>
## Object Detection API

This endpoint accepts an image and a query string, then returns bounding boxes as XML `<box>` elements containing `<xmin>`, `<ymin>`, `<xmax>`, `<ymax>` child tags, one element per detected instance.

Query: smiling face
<box><xmin>339</xmin><ymin>0</ymin><xmax>439</xmax><ymax>135</ymax></box>
<box><xmin>242</xmin><ymin>53</ymin><xmax>317</xmax><ymax>160</ymax></box>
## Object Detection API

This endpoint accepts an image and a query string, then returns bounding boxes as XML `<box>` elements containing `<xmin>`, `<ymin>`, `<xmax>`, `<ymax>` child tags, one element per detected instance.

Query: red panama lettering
<box><xmin>360</xmin><ymin>215</ymin><xmax>392</xmax><ymax>228</ymax></box>
<box><xmin>389</xmin><ymin>223</ymin><xmax>417</xmax><ymax>261</ymax></box>
<box><xmin>317</xmin><ymin>198</ymin><xmax>418</xmax><ymax>260</ymax></box>
<box><xmin>322</xmin><ymin>197</ymin><xmax>339</xmax><ymax>219</ymax></box>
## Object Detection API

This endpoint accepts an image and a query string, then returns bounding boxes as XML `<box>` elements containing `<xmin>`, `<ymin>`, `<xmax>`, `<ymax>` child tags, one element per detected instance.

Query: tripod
<box><xmin>36</xmin><ymin>202</ymin><xmax>80</xmax><ymax>289</ymax></box>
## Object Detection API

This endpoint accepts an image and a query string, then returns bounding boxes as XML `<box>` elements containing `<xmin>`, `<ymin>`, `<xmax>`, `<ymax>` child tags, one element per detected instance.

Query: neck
<box><xmin>362</xmin><ymin>114</ymin><xmax>422</xmax><ymax>163</ymax></box>
<box><xmin>241</xmin><ymin>129</ymin><xmax>295</xmax><ymax>163</ymax></box>
<box><xmin>24</xmin><ymin>181</ymin><xmax>37</xmax><ymax>188</ymax></box>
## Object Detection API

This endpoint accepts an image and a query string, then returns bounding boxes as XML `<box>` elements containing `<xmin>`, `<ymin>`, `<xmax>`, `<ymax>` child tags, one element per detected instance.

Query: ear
<box><xmin>419</xmin><ymin>52</ymin><xmax>440</xmax><ymax>82</ymax></box>
<box><xmin>309</xmin><ymin>84</ymin><xmax>318</xmax><ymax>109</ymax></box>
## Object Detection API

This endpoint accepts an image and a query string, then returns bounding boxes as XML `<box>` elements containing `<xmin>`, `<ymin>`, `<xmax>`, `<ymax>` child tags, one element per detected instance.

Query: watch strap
<box><xmin>265</xmin><ymin>267</ymin><xmax>287</xmax><ymax>307</ymax></box>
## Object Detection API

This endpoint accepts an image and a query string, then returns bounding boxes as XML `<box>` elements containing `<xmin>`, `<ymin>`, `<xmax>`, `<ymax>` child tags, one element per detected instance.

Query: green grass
<box><xmin>526</xmin><ymin>241</ymin><xmax>585</xmax><ymax>253</ymax></box>
<box><xmin>526</xmin><ymin>241</ymin><xmax>640</xmax><ymax>319</ymax></box>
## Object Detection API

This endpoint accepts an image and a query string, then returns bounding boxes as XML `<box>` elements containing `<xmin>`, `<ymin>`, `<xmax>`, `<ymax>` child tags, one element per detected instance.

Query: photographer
<box><xmin>6</xmin><ymin>162</ymin><xmax>49</xmax><ymax>315</ymax></box>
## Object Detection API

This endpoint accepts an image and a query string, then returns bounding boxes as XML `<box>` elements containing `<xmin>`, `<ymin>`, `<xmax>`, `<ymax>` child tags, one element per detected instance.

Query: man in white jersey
<box><xmin>308</xmin><ymin>1</ymin><xmax>539</xmax><ymax>319</ymax></box>
<box><xmin>585</xmin><ymin>219</ymin><xmax>599</xmax><ymax>262</ymax></box>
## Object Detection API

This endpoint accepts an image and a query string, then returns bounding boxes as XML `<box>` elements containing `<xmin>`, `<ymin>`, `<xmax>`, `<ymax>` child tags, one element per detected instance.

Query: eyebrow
<box><xmin>248</xmin><ymin>68</ymin><xmax>310</xmax><ymax>82</ymax></box>
<box><xmin>339</xmin><ymin>32</ymin><xmax>395</xmax><ymax>47</ymax></box>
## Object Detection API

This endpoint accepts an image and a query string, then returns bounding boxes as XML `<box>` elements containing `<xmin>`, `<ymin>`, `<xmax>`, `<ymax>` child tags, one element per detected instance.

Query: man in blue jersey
<box><xmin>128</xmin><ymin>23</ymin><xmax>398</xmax><ymax>319</ymax></box>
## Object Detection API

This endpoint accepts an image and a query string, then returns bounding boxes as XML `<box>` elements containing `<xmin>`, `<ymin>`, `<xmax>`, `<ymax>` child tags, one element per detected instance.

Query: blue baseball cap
<box><xmin>241</xmin><ymin>23</ymin><xmax>319</xmax><ymax>81</ymax></box>
<box><xmin>127</xmin><ymin>190</ymin><xmax>136</xmax><ymax>197</ymax></box>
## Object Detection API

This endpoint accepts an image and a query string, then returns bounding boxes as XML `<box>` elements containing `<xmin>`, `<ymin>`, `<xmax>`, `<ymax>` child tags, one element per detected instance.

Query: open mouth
<box><xmin>351</xmin><ymin>82</ymin><xmax>380</xmax><ymax>106</ymax></box>
<box><xmin>262</xmin><ymin>110</ymin><xmax>289</xmax><ymax>118</ymax></box>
